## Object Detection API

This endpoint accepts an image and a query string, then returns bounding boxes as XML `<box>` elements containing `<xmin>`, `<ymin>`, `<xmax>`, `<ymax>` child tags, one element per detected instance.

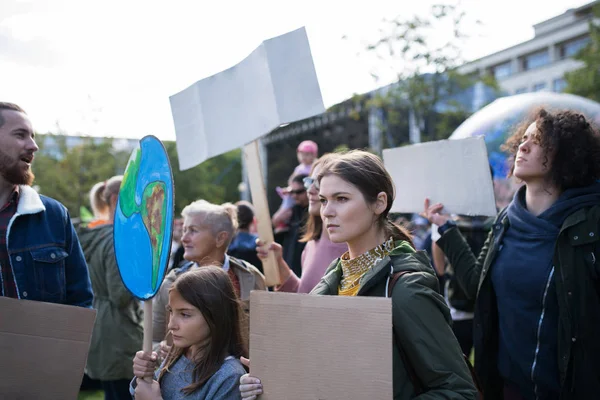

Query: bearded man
<box><xmin>0</xmin><ymin>102</ymin><xmax>92</xmax><ymax>306</ymax></box>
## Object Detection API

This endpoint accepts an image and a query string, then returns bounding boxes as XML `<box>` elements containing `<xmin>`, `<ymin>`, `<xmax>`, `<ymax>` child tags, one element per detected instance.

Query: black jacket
<box><xmin>437</xmin><ymin>205</ymin><xmax>600</xmax><ymax>400</ymax></box>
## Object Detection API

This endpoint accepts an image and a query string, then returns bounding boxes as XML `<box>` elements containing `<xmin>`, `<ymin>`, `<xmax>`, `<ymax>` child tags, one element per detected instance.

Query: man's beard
<box><xmin>0</xmin><ymin>149</ymin><xmax>35</xmax><ymax>186</ymax></box>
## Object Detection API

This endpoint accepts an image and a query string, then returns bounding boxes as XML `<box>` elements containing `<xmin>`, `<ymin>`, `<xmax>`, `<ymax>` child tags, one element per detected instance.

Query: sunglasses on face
<box><xmin>303</xmin><ymin>177</ymin><xmax>319</xmax><ymax>190</ymax></box>
<box><xmin>290</xmin><ymin>188</ymin><xmax>307</xmax><ymax>195</ymax></box>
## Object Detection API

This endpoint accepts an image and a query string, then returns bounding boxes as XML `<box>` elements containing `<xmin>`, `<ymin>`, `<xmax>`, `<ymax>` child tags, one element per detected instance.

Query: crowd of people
<box><xmin>2</xmin><ymin>101</ymin><xmax>600</xmax><ymax>400</ymax></box>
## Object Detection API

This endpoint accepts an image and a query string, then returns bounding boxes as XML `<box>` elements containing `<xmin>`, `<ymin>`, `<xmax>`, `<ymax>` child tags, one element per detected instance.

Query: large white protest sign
<box><xmin>170</xmin><ymin>27</ymin><xmax>325</xmax><ymax>170</ymax></box>
<box><xmin>383</xmin><ymin>136</ymin><xmax>496</xmax><ymax>216</ymax></box>
<box><xmin>169</xmin><ymin>27</ymin><xmax>325</xmax><ymax>286</ymax></box>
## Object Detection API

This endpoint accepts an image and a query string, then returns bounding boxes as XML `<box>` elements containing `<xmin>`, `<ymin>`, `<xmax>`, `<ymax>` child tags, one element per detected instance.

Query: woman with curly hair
<box><xmin>423</xmin><ymin>109</ymin><xmax>600</xmax><ymax>400</ymax></box>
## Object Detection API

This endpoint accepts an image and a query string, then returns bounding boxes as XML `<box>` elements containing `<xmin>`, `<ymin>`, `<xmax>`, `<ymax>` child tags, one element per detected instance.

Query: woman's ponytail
<box><xmin>384</xmin><ymin>219</ymin><xmax>415</xmax><ymax>249</ymax></box>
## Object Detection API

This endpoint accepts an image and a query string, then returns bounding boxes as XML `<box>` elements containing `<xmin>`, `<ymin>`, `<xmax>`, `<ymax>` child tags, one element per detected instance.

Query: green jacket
<box><xmin>311</xmin><ymin>242</ymin><xmax>477</xmax><ymax>400</ymax></box>
<box><xmin>79</xmin><ymin>224</ymin><xmax>143</xmax><ymax>381</ymax></box>
<box><xmin>437</xmin><ymin>205</ymin><xmax>600</xmax><ymax>400</ymax></box>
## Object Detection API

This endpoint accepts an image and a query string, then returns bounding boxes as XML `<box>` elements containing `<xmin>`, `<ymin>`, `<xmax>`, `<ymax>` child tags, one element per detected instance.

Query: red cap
<box><xmin>297</xmin><ymin>140</ymin><xmax>318</xmax><ymax>155</ymax></box>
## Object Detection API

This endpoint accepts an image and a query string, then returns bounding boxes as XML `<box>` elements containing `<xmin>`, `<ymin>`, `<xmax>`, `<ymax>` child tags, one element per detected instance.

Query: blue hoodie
<box><xmin>491</xmin><ymin>182</ymin><xmax>600</xmax><ymax>399</ymax></box>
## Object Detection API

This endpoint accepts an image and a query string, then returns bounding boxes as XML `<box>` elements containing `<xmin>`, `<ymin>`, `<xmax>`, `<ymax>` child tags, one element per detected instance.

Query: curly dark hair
<box><xmin>502</xmin><ymin>108</ymin><xmax>600</xmax><ymax>190</ymax></box>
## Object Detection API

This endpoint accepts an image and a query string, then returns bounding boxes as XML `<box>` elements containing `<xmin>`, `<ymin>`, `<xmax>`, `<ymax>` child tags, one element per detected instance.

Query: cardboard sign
<box><xmin>0</xmin><ymin>297</ymin><xmax>96</xmax><ymax>399</ymax></box>
<box><xmin>114</xmin><ymin>135</ymin><xmax>175</xmax><ymax>300</ymax></box>
<box><xmin>383</xmin><ymin>136</ymin><xmax>497</xmax><ymax>216</ymax></box>
<box><xmin>169</xmin><ymin>27</ymin><xmax>325</xmax><ymax>171</ymax></box>
<box><xmin>249</xmin><ymin>291</ymin><xmax>392</xmax><ymax>399</ymax></box>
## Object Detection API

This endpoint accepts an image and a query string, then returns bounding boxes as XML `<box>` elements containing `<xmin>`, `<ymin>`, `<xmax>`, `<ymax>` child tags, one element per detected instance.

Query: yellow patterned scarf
<box><xmin>338</xmin><ymin>237</ymin><xmax>394</xmax><ymax>296</ymax></box>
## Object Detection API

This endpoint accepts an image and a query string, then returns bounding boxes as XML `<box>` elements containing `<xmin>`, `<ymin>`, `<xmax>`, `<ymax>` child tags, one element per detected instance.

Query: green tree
<box><xmin>33</xmin><ymin>134</ymin><xmax>243</xmax><ymax>219</ymax></box>
<box><xmin>163</xmin><ymin>142</ymin><xmax>242</xmax><ymax>215</ymax></box>
<box><xmin>356</xmin><ymin>4</ymin><xmax>497</xmax><ymax>146</ymax></box>
<box><xmin>33</xmin><ymin>134</ymin><xmax>131</xmax><ymax>218</ymax></box>
<box><xmin>565</xmin><ymin>5</ymin><xmax>600</xmax><ymax>102</ymax></box>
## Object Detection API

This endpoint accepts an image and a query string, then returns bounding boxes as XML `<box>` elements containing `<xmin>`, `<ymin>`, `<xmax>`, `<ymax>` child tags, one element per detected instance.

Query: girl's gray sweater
<box><xmin>131</xmin><ymin>356</ymin><xmax>245</xmax><ymax>400</ymax></box>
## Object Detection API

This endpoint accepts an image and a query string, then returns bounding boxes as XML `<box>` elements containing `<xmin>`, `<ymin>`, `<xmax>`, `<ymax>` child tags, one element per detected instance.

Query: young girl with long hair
<box><xmin>132</xmin><ymin>266</ymin><xmax>246</xmax><ymax>400</ymax></box>
<box><xmin>240</xmin><ymin>150</ymin><xmax>476</xmax><ymax>399</ymax></box>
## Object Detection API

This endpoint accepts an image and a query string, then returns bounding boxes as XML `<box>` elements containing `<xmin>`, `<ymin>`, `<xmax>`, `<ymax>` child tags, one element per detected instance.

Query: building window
<box><xmin>522</xmin><ymin>50</ymin><xmax>550</xmax><ymax>70</ymax></box>
<box><xmin>532</xmin><ymin>82</ymin><xmax>547</xmax><ymax>92</ymax></box>
<box><xmin>515</xmin><ymin>87</ymin><xmax>528</xmax><ymax>94</ymax></box>
<box><xmin>553</xmin><ymin>78</ymin><xmax>567</xmax><ymax>92</ymax></box>
<box><xmin>492</xmin><ymin>62</ymin><xmax>512</xmax><ymax>80</ymax></box>
<box><xmin>560</xmin><ymin>36</ymin><xmax>590</xmax><ymax>59</ymax></box>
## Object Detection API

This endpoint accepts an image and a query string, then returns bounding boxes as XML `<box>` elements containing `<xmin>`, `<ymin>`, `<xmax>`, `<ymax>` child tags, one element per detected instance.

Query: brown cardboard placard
<box><xmin>249</xmin><ymin>291</ymin><xmax>393</xmax><ymax>399</ymax></box>
<box><xmin>0</xmin><ymin>297</ymin><xmax>96</xmax><ymax>400</ymax></box>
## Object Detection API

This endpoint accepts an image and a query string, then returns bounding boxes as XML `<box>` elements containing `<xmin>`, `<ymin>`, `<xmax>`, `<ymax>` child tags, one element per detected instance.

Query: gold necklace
<box><xmin>339</xmin><ymin>237</ymin><xmax>394</xmax><ymax>293</ymax></box>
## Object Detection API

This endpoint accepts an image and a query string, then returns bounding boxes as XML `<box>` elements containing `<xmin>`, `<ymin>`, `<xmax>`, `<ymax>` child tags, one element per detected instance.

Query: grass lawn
<box><xmin>78</xmin><ymin>390</ymin><xmax>104</xmax><ymax>400</ymax></box>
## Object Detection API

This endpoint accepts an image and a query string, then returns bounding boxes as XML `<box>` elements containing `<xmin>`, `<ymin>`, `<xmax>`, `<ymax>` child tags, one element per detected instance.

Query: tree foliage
<box><xmin>565</xmin><ymin>5</ymin><xmax>600</xmax><ymax>102</ymax></box>
<box><xmin>163</xmin><ymin>141</ymin><xmax>242</xmax><ymax>214</ymax></box>
<box><xmin>33</xmin><ymin>134</ymin><xmax>242</xmax><ymax>218</ymax></box>
<box><xmin>359</xmin><ymin>3</ymin><xmax>497</xmax><ymax>144</ymax></box>
<box><xmin>33</xmin><ymin>134</ymin><xmax>130</xmax><ymax>218</ymax></box>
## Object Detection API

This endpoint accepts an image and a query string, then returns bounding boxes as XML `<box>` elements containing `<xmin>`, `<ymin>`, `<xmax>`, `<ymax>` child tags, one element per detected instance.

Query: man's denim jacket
<box><xmin>1</xmin><ymin>185</ymin><xmax>93</xmax><ymax>307</ymax></box>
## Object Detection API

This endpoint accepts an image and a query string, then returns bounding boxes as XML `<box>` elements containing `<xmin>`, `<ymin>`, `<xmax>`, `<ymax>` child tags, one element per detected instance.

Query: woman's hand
<box><xmin>256</xmin><ymin>240</ymin><xmax>291</xmax><ymax>283</ymax></box>
<box><xmin>421</xmin><ymin>198</ymin><xmax>450</xmax><ymax>227</ymax></box>
<box><xmin>133</xmin><ymin>351</ymin><xmax>158</xmax><ymax>380</ymax></box>
<box><xmin>239</xmin><ymin>357</ymin><xmax>263</xmax><ymax>400</ymax></box>
<box><xmin>135</xmin><ymin>378</ymin><xmax>162</xmax><ymax>400</ymax></box>
<box><xmin>256</xmin><ymin>239</ymin><xmax>283</xmax><ymax>261</ymax></box>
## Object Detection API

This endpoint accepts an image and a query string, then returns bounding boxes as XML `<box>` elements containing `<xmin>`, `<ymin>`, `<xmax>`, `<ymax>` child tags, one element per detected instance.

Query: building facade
<box><xmin>458</xmin><ymin>1</ymin><xmax>597</xmax><ymax>95</ymax></box>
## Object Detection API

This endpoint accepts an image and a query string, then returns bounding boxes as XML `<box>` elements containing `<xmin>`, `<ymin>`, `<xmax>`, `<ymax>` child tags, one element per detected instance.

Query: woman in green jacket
<box><xmin>79</xmin><ymin>175</ymin><xmax>143</xmax><ymax>400</ymax></box>
<box><xmin>423</xmin><ymin>109</ymin><xmax>600</xmax><ymax>400</ymax></box>
<box><xmin>240</xmin><ymin>150</ymin><xmax>476</xmax><ymax>399</ymax></box>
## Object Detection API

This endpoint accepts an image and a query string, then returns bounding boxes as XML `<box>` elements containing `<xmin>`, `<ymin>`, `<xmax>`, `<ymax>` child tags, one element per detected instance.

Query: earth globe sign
<box><xmin>114</xmin><ymin>135</ymin><xmax>174</xmax><ymax>300</ymax></box>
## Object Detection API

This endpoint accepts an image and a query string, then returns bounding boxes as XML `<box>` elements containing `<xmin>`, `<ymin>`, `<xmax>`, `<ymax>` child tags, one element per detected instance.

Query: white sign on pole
<box><xmin>383</xmin><ymin>136</ymin><xmax>496</xmax><ymax>216</ymax></box>
<box><xmin>169</xmin><ymin>27</ymin><xmax>325</xmax><ymax>170</ymax></box>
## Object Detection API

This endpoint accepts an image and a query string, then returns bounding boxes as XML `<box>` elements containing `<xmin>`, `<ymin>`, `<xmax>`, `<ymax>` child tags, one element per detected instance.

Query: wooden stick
<box><xmin>243</xmin><ymin>140</ymin><xmax>281</xmax><ymax>286</ymax></box>
<box><xmin>143</xmin><ymin>300</ymin><xmax>153</xmax><ymax>383</ymax></box>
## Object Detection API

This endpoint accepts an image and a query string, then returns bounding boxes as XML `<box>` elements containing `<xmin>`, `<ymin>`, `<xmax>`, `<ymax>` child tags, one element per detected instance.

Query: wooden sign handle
<box><xmin>143</xmin><ymin>300</ymin><xmax>153</xmax><ymax>383</ymax></box>
<box><xmin>243</xmin><ymin>141</ymin><xmax>281</xmax><ymax>287</ymax></box>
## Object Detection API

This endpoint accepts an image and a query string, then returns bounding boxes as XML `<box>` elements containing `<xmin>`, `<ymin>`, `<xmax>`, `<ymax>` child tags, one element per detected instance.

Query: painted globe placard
<box><xmin>114</xmin><ymin>136</ymin><xmax>174</xmax><ymax>300</ymax></box>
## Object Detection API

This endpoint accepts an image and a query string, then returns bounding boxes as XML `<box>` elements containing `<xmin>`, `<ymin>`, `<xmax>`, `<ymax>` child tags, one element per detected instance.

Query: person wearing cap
<box><xmin>294</xmin><ymin>140</ymin><xmax>318</xmax><ymax>176</ymax></box>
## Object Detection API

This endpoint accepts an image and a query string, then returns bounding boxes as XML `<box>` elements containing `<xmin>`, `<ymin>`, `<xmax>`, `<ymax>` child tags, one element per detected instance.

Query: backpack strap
<box><xmin>388</xmin><ymin>270</ymin><xmax>484</xmax><ymax>399</ymax></box>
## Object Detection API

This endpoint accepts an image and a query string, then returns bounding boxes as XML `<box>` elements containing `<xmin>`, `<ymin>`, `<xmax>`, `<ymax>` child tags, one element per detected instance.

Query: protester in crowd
<box><xmin>131</xmin><ymin>267</ymin><xmax>246</xmax><ymax>400</ymax></box>
<box><xmin>152</xmin><ymin>200</ymin><xmax>265</xmax><ymax>359</ymax></box>
<box><xmin>272</xmin><ymin>140</ymin><xmax>318</xmax><ymax>242</ymax></box>
<box><xmin>0</xmin><ymin>102</ymin><xmax>92</xmax><ymax>306</ymax></box>
<box><xmin>422</xmin><ymin>109</ymin><xmax>600</xmax><ymax>400</ymax></box>
<box><xmin>228</xmin><ymin>201</ymin><xmax>261</xmax><ymax>273</ymax></box>
<box><xmin>431</xmin><ymin>215</ymin><xmax>492</xmax><ymax>357</ymax></box>
<box><xmin>79</xmin><ymin>179</ymin><xmax>118</xmax><ymax>393</ymax></box>
<box><xmin>79</xmin><ymin>175</ymin><xmax>143</xmax><ymax>400</ymax></box>
<box><xmin>275</xmin><ymin>174</ymin><xmax>309</xmax><ymax>277</ymax></box>
<box><xmin>168</xmin><ymin>218</ymin><xmax>185</xmax><ymax>271</ymax></box>
<box><xmin>87</xmin><ymin>181</ymin><xmax>110</xmax><ymax>228</ymax></box>
<box><xmin>240</xmin><ymin>150</ymin><xmax>477</xmax><ymax>400</ymax></box>
<box><xmin>293</xmin><ymin>139</ymin><xmax>318</xmax><ymax>176</ymax></box>
<box><xmin>257</xmin><ymin>155</ymin><xmax>347</xmax><ymax>293</ymax></box>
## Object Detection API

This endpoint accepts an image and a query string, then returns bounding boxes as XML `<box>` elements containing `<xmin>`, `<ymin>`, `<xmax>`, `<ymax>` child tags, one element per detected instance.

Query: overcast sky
<box><xmin>0</xmin><ymin>0</ymin><xmax>589</xmax><ymax>140</ymax></box>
